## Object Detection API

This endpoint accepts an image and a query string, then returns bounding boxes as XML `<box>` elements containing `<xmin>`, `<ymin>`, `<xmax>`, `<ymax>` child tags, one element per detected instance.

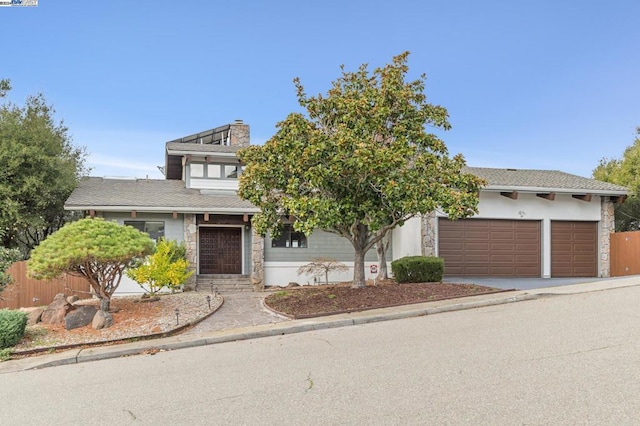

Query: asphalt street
<box><xmin>2</xmin><ymin>284</ymin><xmax>640</xmax><ymax>425</ymax></box>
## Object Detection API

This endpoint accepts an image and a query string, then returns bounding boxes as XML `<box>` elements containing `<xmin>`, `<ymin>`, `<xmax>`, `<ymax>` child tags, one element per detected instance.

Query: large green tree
<box><xmin>239</xmin><ymin>52</ymin><xmax>483</xmax><ymax>288</ymax></box>
<box><xmin>0</xmin><ymin>81</ymin><xmax>87</xmax><ymax>255</ymax></box>
<box><xmin>28</xmin><ymin>218</ymin><xmax>155</xmax><ymax>311</ymax></box>
<box><xmin>593</xmin><ymin>127</ymin><xmax>640</xmax><ymax>231</ymax></box>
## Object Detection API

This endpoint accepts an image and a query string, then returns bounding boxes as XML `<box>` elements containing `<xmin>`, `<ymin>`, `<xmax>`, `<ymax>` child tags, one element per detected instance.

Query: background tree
<box><xmin>27</xmin><ymin>218</ymin><xmax>155</xmax><ymax>311</ymax></box>
<box><xmin>239</xmin><ymin>52</ymin><xmax>484</xmax><ymax>288</ymax></box>
<box><xmin>0</xmin><ymin>230</ymin><xmax>21</xmax><ymax>300</ymax></box>
<box><xmin>126</xmin><ymin>239</ymin><xmax>193</xmax><ymax>295</ymax></box>
<box><xmin>593</xmin><ymin>127</ymin><xmax>640</xmax><ymax>231</ymax></box>
<box><xmin>0</xmin><ymin>82</ymin><xmax>87</xmax><ymax>255</ymax></box>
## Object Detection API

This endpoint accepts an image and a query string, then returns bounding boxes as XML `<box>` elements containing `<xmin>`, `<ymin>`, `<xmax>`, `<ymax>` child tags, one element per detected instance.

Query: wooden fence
<box><xmin>610</xmin><ymin>231</ymin><xmax>640</xmax><ymax>277</ymax></box>
<box><xmin>0</xmin><ymin>261</ymin><xmax>93</xmax><ymax>310</ymax></box>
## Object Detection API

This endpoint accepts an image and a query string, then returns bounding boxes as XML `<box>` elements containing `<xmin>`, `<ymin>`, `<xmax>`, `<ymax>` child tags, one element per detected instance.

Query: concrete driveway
<box><xmin>444</xmin><ymin>275</ymin><xmax>638</xmax><ymax>291</ymax></box>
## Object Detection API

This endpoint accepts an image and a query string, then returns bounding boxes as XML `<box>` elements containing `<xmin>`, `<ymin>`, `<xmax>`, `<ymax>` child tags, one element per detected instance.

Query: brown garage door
<box><xmin>551</xmin><ymin>221</ymin><xmax>597</xmax><ymax>277</ymax></box>
<box><xmin>438</xmin><ymin>218</ymin><xmax>541</xmax><ymax>277</ymax></box>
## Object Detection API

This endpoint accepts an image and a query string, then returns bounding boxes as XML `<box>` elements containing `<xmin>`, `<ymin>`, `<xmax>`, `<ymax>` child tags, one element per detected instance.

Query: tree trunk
<box><xmin>352</xmin><ymin>248</ymin><xmax>366</xmax><ymax>288</ymax></box>
<box><xmin>99</xmin><ymin>297</ymin><xmax>110</xmax><ymax>312</ymax></box>
<box><xmin>375</xmin><ymin>234</ymin><xmax>390</xmax><ymax>280</ymax></box>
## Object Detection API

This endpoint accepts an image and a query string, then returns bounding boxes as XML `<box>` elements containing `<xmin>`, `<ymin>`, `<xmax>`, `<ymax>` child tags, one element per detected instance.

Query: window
<box><xmin>124</xmin><ymin>221</ymin><xmax>165</xmax><ymax>242</ymax></box>
<box><xmin>190</xmin><ymin>164</ymin><xmax>204</xmax><ymax>178</ymax></box>
<box><xmin>189</xmin><ymin>162</ymin><xmax>241</xmax><ymax>179</ymax></box>
<box><xmin>271</xmin><ymin>224</ymin><xmax>307</xmax><ymax>248</ymax></box>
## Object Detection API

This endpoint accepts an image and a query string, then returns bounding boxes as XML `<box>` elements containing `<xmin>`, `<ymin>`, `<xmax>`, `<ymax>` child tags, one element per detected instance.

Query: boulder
<box><xmin>66</xmin><ymin>295</ymin><xmax>79</xmax><ymax>304</ymax></box>
<box><xmin>92</xmin><ymin>310</ymin><xmax>113</xmax><ymax>330</ymax></box>
<box><xmin>65</xmin><ymin>305</ymin><xmax>98</xmax><ymax>330</ymax></box>
<box><xmin>40</xmin><ymin>293</ymin><xmax>74</xmax><ymax>325</ymax></box>
<box><xmin>19</xmin><ymin>307</ymin><xmax>45</xmax><ymax>326</ymax></box>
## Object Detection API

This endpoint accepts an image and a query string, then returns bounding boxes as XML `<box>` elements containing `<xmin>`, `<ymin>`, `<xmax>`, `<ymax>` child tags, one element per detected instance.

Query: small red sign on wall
<box><xmin>369</xmin><ymin>264</ymin><xmax>378</xmax><ymax>274</ymax></box>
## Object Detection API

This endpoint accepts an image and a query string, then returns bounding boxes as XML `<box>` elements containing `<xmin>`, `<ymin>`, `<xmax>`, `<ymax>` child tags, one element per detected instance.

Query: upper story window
<box><xmin>189</xmin><ymin>163</ymin><xmax>241</xmax><ymax>179</ymax></box>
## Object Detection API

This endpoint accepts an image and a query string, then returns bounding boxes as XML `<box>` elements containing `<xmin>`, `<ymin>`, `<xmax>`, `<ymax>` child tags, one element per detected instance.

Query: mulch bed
<box><xmin>264</xmin><ymin>280</ymin><xmax>510</xmax><ymax>318</ymax></box>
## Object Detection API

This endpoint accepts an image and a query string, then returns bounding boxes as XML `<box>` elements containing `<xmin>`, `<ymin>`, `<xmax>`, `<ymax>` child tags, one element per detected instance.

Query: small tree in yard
<box><xmin>297</xmin><ymin>257</ymin><xmax>349</xmax><ymax>286</ymax></box>
<box><xmin>239</xmin><ymin>52</ymin><xmax>484</xmax><ymax>288</ymax></box>
<box><xmin>126</xmin><ymin>239</ymin><xmax>193</xmax><ymax>295</ymax></box>
<box><xmin>27</xmin><ymin>218</ymin><xmax>154</xmax><ymax>312</ymax></box>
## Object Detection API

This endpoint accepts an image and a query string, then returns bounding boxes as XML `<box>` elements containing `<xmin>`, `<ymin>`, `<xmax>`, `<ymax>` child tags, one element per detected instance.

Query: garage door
<box><xmin>438</xmin><ymin>218</ymin><xmax>541</xmax><ymax>277</ymax></box>
<box><xmin>551</xmin><ymin>221</ymin><xmax>597</xmax><ymax>277</ymax></box>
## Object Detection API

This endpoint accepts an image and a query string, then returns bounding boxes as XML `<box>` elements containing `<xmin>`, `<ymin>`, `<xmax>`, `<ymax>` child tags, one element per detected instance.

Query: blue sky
<box><xmin>2</xmin><ymin>1</ymin><xmax>639</xmax><ymax>179</ymax></box>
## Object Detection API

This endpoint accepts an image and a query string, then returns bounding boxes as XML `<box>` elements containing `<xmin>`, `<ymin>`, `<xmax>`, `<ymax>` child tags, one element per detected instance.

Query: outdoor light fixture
<box><xmin>206</xmin><ymin>295</ymin><xmax>211</xmax><ymax>310</ymax></box>
<box><xmin>174</xmin><ymin>308</ymin><xmax>180</xmax><ymax>325</ymax></box>
<box><xmin>214</xmin><ymin>286</ymin><xmax>219</xmax><ymax>297</ymax></box>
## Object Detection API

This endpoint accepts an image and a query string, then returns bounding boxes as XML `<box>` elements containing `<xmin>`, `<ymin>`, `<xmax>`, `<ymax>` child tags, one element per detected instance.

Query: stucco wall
<box><xmin>426</xmin><ymin>191</ymin><xmax>606</xmax><ymax>278</ymax></box>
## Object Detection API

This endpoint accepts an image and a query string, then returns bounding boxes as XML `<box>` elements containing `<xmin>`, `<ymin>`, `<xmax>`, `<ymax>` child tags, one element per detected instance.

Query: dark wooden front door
<box><xmin>199</xmin><ymin>227</ymin><xmax>242</xmax><ymax>274</ymax></box>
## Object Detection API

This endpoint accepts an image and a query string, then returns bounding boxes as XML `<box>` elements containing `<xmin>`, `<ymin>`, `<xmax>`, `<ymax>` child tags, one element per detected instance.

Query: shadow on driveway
<box><xmin>444</xmin><ymin>276</ymin><xmax>635</xmax><ymax>291</ymax></box>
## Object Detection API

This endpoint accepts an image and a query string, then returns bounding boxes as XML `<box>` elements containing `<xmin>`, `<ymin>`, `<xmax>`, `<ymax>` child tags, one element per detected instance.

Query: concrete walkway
<box><xmin>184</xmin><ymin>292</ymin><xmax>287</xmax><ymax>334</ymax></box>
<box><xmin>3</xmin><ymin>275</ymin><xmax>640</xmax><ymax>374</ymax></box>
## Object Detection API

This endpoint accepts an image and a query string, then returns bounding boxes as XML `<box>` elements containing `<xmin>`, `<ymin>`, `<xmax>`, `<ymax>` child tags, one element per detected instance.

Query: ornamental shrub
<box><xmin>0</xmin><ymin>309</ymin><xmax>28</xmax><ymax>349</ymax></box>
<box><xmin>391</xmin><ymin>256</ymin><xmax>444</xmax><ymax>283</ymax></box>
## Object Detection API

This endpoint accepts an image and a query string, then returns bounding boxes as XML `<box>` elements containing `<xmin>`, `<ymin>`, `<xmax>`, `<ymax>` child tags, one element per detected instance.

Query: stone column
<box><xmin>600</xmin><ymin>197</ymin><xmax>615</xmax><ymax>277</ymax></box>
<box><xmin>229</xmin><ymin>120</ymin><xmax>250</xmax><ymax>147</ymax></box>
<box><xmin>251</xmin><ymin>226</ymin><xmax>265</xmax><ymax>291</ymax></box>
<box><xmin>421</xmin><ymin>211</ymin><xmax>437</xmax><ymax>257</ymax></box>
<box><xmin>184</xmin><ymin>214</ymin><xmax>198</xmax><ymax>290</ymax></box>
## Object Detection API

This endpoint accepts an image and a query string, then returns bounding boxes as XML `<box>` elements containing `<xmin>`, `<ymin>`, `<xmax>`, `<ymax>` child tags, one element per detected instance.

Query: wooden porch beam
<box><xmin>536</xmin><ymin>192</ymin><xmax>556</xmax><ymax>201</ymax></box>
<box><xmin>572</xmin><ymin>194</ymin><xmax>592</xmax><ymax>202</ymax></box>
<box><xmin>204</xmin><ymin>212</ymin><xmax>209</xmax><ymax>222</ymax></box>
<box><xmin>243</xmin><ymin>213</ymin><xmax>249</xmax><ymax>223</ymax></box>
<box><xmin>131</xmin><ymin>210</ymin><xmax>137</xmax><ymax>218</ymax></box>
<box><xmin>88</xmin><ymin>210</ymin><xmax>96</xmax><ymax>218</ymax></box>
<box><xmin>172</xmin><ymin>211</ymin><xmax>178</xmax><ymax>219</ymax></box>
<box><xmin>612</xmin><ymin>195</ymin><xmax>628</xmax><ymax>204</ymax></box>
<box><xmin>500</xmin><ymin>191</ymin><xmax>518</xmax><ymax>200</ymax></box>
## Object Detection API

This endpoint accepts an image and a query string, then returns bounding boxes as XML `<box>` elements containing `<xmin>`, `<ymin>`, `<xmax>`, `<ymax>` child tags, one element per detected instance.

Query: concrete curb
<box><xmin>3</xmin><ymin>279</ymin><xmax>639</xmax><ymax>373</ymax></box>
<box><xmin>1</xmin><ymin>291</ymin><xmax>542</xmax><ymax>373</ymax></box>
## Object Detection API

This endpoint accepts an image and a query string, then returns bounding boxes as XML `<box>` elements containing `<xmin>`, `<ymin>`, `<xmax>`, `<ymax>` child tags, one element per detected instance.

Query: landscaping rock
<box><xmin>67</xmin><ymin>295</ymin><xmax>79</xmax><ymax>304</ymax></box>
<box><xmin>287</xmin><ymin>282</ymin><xmax>300</xmax><ymax>288</ymax></box>
<box><xmin>40</xmin><ymin>293</ymin><xmax>74</xmax><ymax>325</ymax></box>
<box><xmin>19</xmin><ymin>307</ymin><xmax>45</xmax><ymax>326</ymax></box>
<box><xmin>92</xmin><ymin>310</ymin><xmax>113</xmax><ymax>330</ymax></box>
<box><xmin>65</xmin><ymin>305</ymin><xmax>98</xmax><ymax>330</ymax></box>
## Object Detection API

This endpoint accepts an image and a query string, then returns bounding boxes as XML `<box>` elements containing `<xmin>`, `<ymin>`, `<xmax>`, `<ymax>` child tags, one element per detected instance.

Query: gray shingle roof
<box><xmin>464</xmin><ymin>167</ymin><xmax>628</xmax><ymax>194</ymax></box>
<box><xmin>65</xmin><ymin>177</ymin><xmax>257</xmax><ymax>212</ymax></box>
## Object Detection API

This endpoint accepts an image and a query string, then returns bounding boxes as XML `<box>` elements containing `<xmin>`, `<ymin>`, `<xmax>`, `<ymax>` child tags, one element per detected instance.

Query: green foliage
<box><xmin>0</xmin><ymin>234</ymin><xmax>21</xmax><ymax>295</ymax></box>
<box><xmin>239</xmin><ymin>52</ymin><xmax>483</xmax><ymax>288</ymax></box>
<box><xmin>126</xmin><ymin>239</ymin><xmax>193</xmax><ymax>295</ymax></box>
<box><xmin>391</xmin><ymin>256</ymin><xmax>444</xmax><ymax>283</ymax></box>
<box><xmin>593</xmin><ymin>128</ymin><xmax>638</xmax><ymax>231</ymax></box>
<box><xmin>27</xmin><ymin>218</ymin><xmax>155</xmax><ymax>311</ymax></box>
<box><xmin>0</xmin><ymin>79</ymin><xmax>10</xmax><ymax>98</ymax></box>
<box><xmin>0</xmin><ymin>347</ymin><xmax>12</xmax><ymax>361</ymax></box>
<box><xmin>0</xmin><ymin>84</ymin><xmax>88</xmax><ymax>255</ymax></box>
<box><xmin>0</xmin><ymin>309</ymin><xmax>27</xmax><ymax>349</ymax></box>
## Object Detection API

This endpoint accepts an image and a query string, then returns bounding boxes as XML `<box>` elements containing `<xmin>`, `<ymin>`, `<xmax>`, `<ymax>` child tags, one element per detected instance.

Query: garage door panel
<box><xmin>551</xmin><ymin>221</ymin><xmax>597</xmax><ymax>277</ymax></box>
<box><xmin>439</xmin><ymin>218</ymin><xmax>541</xmax><ymax>277</ymax></box>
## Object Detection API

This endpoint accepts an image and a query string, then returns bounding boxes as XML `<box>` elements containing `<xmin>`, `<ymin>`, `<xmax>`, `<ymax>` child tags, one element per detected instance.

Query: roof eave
<box><xmin>482</xmin><ymin>185</ymin><xmax>628</xmax><ymax>196</ymax></box>
<box><xmin>64</xmin><ymin>205</ymin><xmax>260</xmax><ymax>214</ymax></box>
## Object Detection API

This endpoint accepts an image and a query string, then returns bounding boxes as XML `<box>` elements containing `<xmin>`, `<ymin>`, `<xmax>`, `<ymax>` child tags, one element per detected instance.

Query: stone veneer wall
<box><xmin>184</xmin><ymin>214</ymin><xmax>198</xmax><ymax>290</ymax></box>
<box><xmin>251</xmin><ymin>227</ymin><xmax>265</xmax><ymax>290</ymax></box>
<box><xmin>229</xmin><ymin>121</ymin><xmax>250</xmax><ymax>147</ymax></box>
<box><xmin>600</xmin><ymin>197</ymin><xmax>615</xmax><ymax>277</ymax></box>
<box><xmin>421</xmin><ymin>211</ymin><xmax>437</xmax><ymax>257</ymax></box>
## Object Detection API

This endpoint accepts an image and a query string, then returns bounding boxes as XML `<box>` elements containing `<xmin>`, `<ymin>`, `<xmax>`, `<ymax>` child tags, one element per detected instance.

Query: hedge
<box><xmin>0</xmin><ymin>309</ymin><xmax>28</xmax><ymax>349</ymax></box>
<box><xmin>391</xmin><ymin>256</ymin><xmax>444</xmax><ymax>283</ymax></box>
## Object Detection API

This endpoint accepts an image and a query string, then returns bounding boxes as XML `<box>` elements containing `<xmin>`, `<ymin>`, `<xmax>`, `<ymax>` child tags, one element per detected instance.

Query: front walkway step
<box><xmin>195</xmin><ymin>276</ymin><xmax>253</xmax><ymax>293</ymax></box>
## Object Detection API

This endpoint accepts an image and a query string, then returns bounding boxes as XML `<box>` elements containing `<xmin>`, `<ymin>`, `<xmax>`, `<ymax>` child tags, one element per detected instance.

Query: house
<box><xmin>65</xmin><ymin>122</ymin><xmax>628</xmax><ymax>293</ymax></box>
